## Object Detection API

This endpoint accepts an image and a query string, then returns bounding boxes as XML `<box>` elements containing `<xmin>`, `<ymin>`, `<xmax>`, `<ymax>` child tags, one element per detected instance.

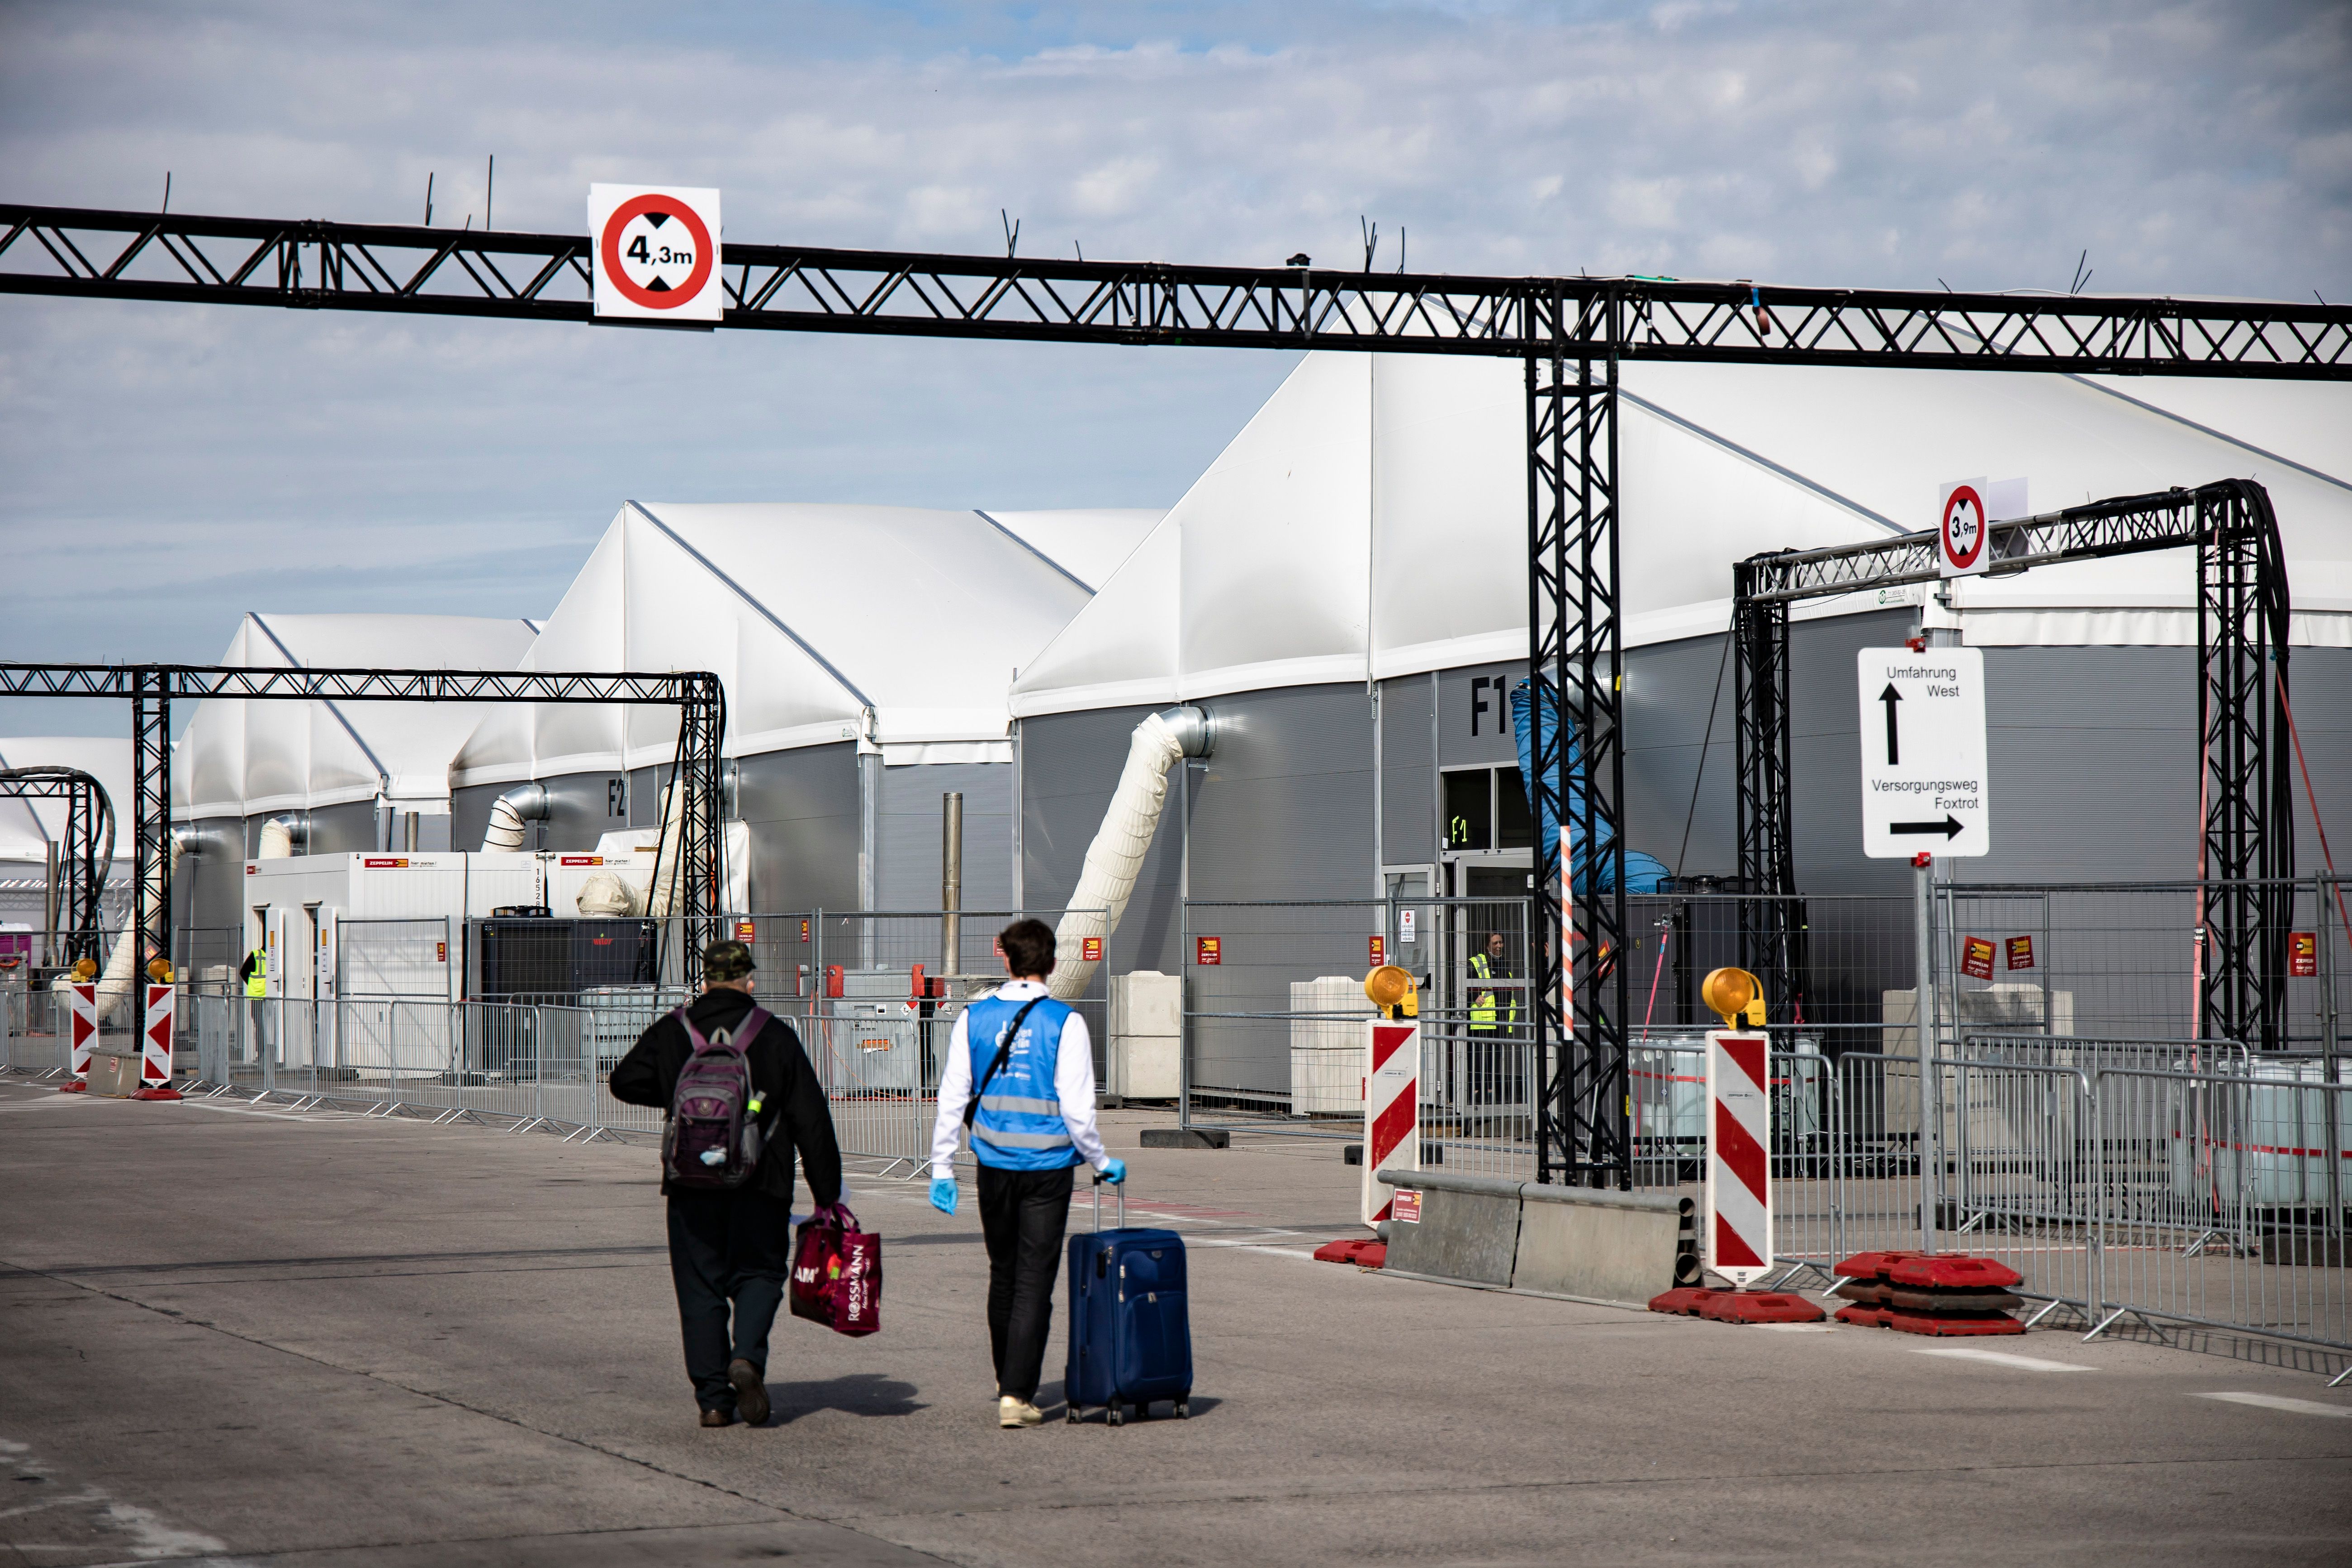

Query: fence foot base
<box><xmin>2329</xmin><ymin>1362</ymin><xmax>2352</xmax><ymax>1389</ymax></box>
<box><xmin>560</xmin><ymin>1124</ymin><xmax>619</xmax><ymax>1144</ymax></box>
<box><xmin>507</xmin><ymin>1117</ymin><xmax>549</xmax><ymax>1135</ymax></box>
<box><xmin>2085</xmin><ymin>1304</ymin><xmax>2171</xmax><ymax>1346</ymax></box>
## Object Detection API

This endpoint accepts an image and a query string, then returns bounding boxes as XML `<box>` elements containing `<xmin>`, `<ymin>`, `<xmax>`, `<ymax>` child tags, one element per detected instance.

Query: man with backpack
<box><xmin>611</xmin><ymin>938</ymin><xmax>843</xmax><ymax>1428</ymax></box>
<box><xmin>928</xmin><ymin>918</ymin><xmax>1125</xmax><ymax>1429</ymax></box>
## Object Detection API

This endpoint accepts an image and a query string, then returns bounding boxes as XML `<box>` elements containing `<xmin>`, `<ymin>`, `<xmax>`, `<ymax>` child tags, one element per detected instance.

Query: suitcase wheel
<box><xmin>1174</xmin><ymin>1396</ymin><xmax>1190</xmax><ymax>1419</ymax></box>
<box><xmin>1106</xmin><ymin>1401</ymin><xmax>1124</xmax><ymax>1427</ymax></box>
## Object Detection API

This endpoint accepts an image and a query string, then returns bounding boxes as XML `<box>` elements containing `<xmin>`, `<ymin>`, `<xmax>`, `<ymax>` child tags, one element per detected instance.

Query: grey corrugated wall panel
<box><xmin>876</xmin><ymin>761</ymin><xmax>1014</xmax><ymax>913</ymax></box>
<box><xmin>1621</xmin><ymin>631</ymin><xmax>1739</xmax><ymax>881</ymax></box>
<box><xmin>1379</xmin><ymin>674</ymin><xmax>1437</xmax><ymax>868</ymax></box>
<box><xmin>736</xmin><ymin>743</ymin><xmax>859</xmax><ymax>914</ymax></box>
<box><xmin>1020</xmin><ymin>706</ymin><xmax>1184</xmax><ymax>976</ymax></box>
<box><xmin>1185</xmin><ymin>684</ymin><xmax>1377</xmax><ymax>902</ymax></box>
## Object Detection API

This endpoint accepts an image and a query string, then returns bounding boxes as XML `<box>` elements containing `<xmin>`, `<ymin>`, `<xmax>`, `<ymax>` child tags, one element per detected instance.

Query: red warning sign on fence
<box><xmin>735</xmin><ymin>919</ymin><xmax>756</xmax><ymax>941</ymax></box>
<box><xmin>1961</xmin><ymin>936</ymin><xmax>1996</xmax><ymax>981</ymax></box>
<box><xmin>1082</xmin><ymin>936</ymin><xmax>1102</xmax><ymax>962</ymax></box>
<box><xmin>2291</xmin><ymin>932</ymin><xmax>2318</xmax><ymax>978</ymax></box>
<box><xmin>2006</xmin><ymin>935</ymin><xmax>2035</xmax><ymax>971</ymax></box>
<box><xmin>1195</xmin><ymin>936</ymin><xmax>1222</xmax><ymax>966</ymax></box>
<box><xmin>1369</xmin><ymin>935</ymin><xmax>1385</xmax><ymax>966</ymax></box>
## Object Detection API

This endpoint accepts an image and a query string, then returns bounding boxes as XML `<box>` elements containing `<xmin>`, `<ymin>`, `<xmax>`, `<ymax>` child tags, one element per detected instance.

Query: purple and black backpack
<box><xmin>662</xmin><ymin>1005</ymin><xmax>772</xmax><ymax>1189</ymax></box>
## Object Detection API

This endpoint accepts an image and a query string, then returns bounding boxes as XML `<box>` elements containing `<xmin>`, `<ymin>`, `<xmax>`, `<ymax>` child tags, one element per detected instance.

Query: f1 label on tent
<box><xmin>1857</xmin><ymin>647</ymin><xmax>1989</xmax><ymax>859</ymax></box>
<box><xmin>588</xmin><ymin>185</ymin><xmax>722</xmax><ymax>324</ymax></box>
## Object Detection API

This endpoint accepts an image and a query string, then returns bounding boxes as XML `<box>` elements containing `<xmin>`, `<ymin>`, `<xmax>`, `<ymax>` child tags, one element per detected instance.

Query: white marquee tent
<box><xmin>1009</xmin><ymin>354</ymin><xmax>2352</xmax><ymax>716</ymax></box>
<box><xmin>450</xmin><ymin>502</ymin><xmax>1160</xmax><ymax>784</ymax></box>
<box><xmin>175</xmin><ymin>613</ymin><xmax>543</xmax><ymax>823</ymax></box>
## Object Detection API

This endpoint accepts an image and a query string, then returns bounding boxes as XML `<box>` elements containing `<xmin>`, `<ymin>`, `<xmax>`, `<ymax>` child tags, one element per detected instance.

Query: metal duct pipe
<box><xmin>479</xmin><ymin>782</ymin><xmax>550</xmax><ymax>852</ymax></box>
<box><xmin>1046</xmin><ymin>706</ymin><xmax>1212</xmax><ymax>1000</ymax></box>
<box><xmin>941</xmin><ymin>791</ymin><xmax>963</xmax><ymax>976</ymax></box>
<box><xmin>257</xmin><ymin>813</ymin><xmax>308</xmax><ymax>859</ymax></box>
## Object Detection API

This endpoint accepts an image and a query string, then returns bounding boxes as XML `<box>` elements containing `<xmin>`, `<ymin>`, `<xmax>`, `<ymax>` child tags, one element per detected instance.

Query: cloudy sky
<box><xmin>2</xmin><ymin>0</ymin><xmax>2347</xmax><ymax>733</ymax></box>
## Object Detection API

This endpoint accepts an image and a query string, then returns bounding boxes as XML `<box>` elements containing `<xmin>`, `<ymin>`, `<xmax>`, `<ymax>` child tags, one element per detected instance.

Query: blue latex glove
<box><xmin>1101</xmin><ymin>1158</ymin><xmax>1128</xmax><ymax>1185</ymax></box>
<box><xmin>929</xmin><ymin>1177</ymin><xmax>959</xmax><ymax>1215</ymax></box>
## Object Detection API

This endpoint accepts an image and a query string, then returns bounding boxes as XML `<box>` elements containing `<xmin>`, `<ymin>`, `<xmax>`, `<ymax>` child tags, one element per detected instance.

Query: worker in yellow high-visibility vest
<box><xmin>1466</xmin><ymin>932</ymin><xmax>1521</xmax><ymax>1106</ymax></box>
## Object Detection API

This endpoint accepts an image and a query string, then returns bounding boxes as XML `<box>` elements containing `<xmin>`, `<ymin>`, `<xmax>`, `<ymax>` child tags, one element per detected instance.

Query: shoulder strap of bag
<box><xmin>964</xmin><ymin>995</ymin><xmax>1048</xmax><ymax>1129</ymax></box>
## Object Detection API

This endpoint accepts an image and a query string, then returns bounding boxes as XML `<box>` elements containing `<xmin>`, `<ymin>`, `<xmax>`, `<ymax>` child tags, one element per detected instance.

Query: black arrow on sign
<box><xmin>1891</xmin><ymin>815</ymin><xmax>1964</xmax><ymax>840</ymax></box>
<box><xmin>1878</xmin><ymin>683</ymin><xmax>1902</xmax><ymax>765</ymax></box>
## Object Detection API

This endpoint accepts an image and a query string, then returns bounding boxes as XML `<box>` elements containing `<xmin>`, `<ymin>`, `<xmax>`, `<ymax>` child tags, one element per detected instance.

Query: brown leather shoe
<box><xmin>728</xmin><ymin>1360</ymin><xmax>770</xmax><ymax>1426</ymax></box>
<box><xmin>700</xmin><ymin>1407</ymin><xmax>737</xmax><ymax>1428</ymax></box>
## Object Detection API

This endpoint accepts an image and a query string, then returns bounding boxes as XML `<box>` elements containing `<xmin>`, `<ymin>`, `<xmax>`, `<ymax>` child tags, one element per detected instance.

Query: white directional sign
<box><xmin>588</xmin><ymin>184</ymin><xmax>722</xmax><ymax>323</ymax></box>
<box><xmin>1858</xmin><ymin>647</ymin><xmax>1990</xmax><ymax>858</ymax></box>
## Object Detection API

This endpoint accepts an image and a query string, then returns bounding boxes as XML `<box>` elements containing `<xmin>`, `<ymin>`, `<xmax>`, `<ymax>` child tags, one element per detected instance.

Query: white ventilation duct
<box><xmin>256</xmin><ymin>813</ymin><xmax>308</xmax><ymax>859</ymax></box>
<box><xmin>646</xmin><ymin>777</ymin><xmax>688</xmax><ymax>918</ymax></box>
<box><xmin>479</xmin><ymin>782</ymin><xmax>549</xmax><ymax>852</ymax></box>
<box><xmin>575</xmin><ymin>869</ymin><xmax>640</xmax><ymax>917</ymax></box>
<box><xmin>1047</xmin><ymin>706</ymin><xmax>1210</xmax><ymax>1001</ymax></box>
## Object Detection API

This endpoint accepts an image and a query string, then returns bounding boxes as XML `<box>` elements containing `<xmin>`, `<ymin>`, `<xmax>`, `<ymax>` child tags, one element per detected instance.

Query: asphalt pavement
<box><xmin>3</xmin><ymin>1076</ymin><xmax>2348</xmax><ymax>1566</ymax></box>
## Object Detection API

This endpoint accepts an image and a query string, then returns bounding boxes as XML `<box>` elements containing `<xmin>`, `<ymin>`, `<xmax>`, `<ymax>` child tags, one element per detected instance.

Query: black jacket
<box><xmin>608</xmin><ymin>988</ymin><xmax>844</xmax><ymax>1208</ymax></box>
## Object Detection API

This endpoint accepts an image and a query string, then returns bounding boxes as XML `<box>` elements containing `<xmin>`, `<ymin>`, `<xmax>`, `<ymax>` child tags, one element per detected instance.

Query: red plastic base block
<box><xmin>1835</xmin><ymin>1303</ymin><xmax>1893</xmax><ymax>1328</ymax></box>
<box><xmin>131</xmin><ymin>1086</ymin><xmax>185</xmax><ymax>1101</ymax></box>
<box><xmin>57</xmin><ymin>1080</ymin><xmax>88</xmax><ymax>1094</ymax></box>
<box><xmin>1886</xmin><ymin>1308</ymin><xmax>2025</xmax><ymax>1337</ymax></box>
<box><xmin>1313</xmin><ymin>1238</ymin><xmax>1386</xmax><ymax>1268</ymax></box>
<box><xmin>1647</xmin><ymin>1287</ymin><xmax>1724</xmax><ymax>1316</ymax></box>
<box><xmin>1831</xmin><ymin>1249</ymin><xmax>1922</xmax><ymax>1281</ymax></box>
<box><xmin>1698</xmin><ymin>1291</ymin><xmax>1828</xmax><ymax>1325</ymax></box>
<box><xmin>1887</xmin><ymin>1255</ymin><xmax>2022</xmax><ymax>1291</ymax></box>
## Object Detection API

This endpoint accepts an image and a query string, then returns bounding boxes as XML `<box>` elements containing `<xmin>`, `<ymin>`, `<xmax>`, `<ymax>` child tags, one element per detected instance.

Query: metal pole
<box><xmin>1178</xmin><ymin>760</ymin><xmax>1193</xmax><ymax>1132</ymax></box>
<box><xmin>2318</xmin><ymin>872</ymin><xmax>2341</xmax><ymax>1236</ymax></box>
<box><xmin>941</xmin><ymin>791</ymin><xmax>963</xmax><ymax>977</ymax></box>
<box><xmin>1916</xmin><ymin>850</ymin><xmax>1940</xmax><ymax>1253</ymax></box>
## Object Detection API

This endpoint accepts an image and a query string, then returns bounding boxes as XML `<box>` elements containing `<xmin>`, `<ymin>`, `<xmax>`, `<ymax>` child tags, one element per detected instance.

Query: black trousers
<box><xmin>666</xmin><ymin>1189</ymin><xmax>793</xmax><ymax>1413</ymax></box>
<box><xmin>977</xmin><ymin>1163</ymin><xmax>1075</xmax><ymax>1403</ymax></box>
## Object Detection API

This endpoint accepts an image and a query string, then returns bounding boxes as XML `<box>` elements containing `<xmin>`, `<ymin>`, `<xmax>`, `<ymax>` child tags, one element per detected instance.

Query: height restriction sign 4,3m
<box><xmin>588</xmin><ymin>185</ymin><xmax>722</xmax><ymax>323</ymax></box>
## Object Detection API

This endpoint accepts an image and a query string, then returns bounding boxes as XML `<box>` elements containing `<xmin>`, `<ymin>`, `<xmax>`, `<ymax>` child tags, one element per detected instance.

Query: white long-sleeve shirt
<box><xmin>929</xmin><ymin>980</ymin><xmax>1109</xmax><ymax>1180</ymax></box>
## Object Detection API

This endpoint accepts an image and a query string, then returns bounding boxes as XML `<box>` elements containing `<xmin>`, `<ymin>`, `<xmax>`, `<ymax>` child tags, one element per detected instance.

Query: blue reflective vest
<box><xmin>962</xmin><ymin>991</ymin><xmax>1078</xmax><ymax>1172</ymax></box>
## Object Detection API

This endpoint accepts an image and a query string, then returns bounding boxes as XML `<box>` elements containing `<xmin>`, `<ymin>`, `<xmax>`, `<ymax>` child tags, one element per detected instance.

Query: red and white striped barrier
<box><xmin>1361</xmin><ymin>1019</ymin><xmax>1420</xmax><ymax>1227</ymax></box>
<box><xmin>1706</xmin><ymin>1030</ymin><xmax>1772</xmax><ymax>1287</ymax></box>
<box><xmin>134</xmin><ymin>983</ymin><xmax>180</xmax><ymax>1100</ymax></box>
<box><xmin>62</xmin><ymin>982</ymin><xmax>97</xmax><ymax>1092</ymax></box>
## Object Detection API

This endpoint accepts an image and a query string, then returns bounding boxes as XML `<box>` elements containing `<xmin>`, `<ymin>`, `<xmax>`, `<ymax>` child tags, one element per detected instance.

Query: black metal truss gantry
<box><xmin>0</xmin><ymin>766</ymin><xmax>114</xmax><ymax>963</ymax></box>
<box><xmin>5</xmin><ymin>204</ymin><xmax>2349</xmax><ymax>1185</ymax></box>
<box><xmin>0</xmin><ymin>663</ymin><xmax>726</xmax><ymax>1048</ymax></box>
<box><xmin>1731</xmin><ymin>479</ymin><xmax>2295</xmax><ymax>1047</ymax></box>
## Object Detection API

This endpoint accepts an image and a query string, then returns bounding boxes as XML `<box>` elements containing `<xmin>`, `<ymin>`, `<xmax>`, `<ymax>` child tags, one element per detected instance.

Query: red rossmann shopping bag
<box><xmin>790</xmin><ymin>1204</ymin><xmax>881</xmax><ymax>1336</ymax></box>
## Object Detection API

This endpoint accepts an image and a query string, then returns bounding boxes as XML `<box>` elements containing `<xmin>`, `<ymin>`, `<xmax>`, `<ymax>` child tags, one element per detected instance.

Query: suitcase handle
<box><xmin>1091</xmin><ymin>1170</ymin><xmax>1124</xmax><ymax>1232</ymax></box>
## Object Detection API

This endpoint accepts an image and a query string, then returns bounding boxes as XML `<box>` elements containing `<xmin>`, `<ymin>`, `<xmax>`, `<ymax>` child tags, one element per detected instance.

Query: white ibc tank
<box><xmin>1289</xmin><ymin>976</ymin><xmax>1374</xmax><ymax>1117</ymax></box>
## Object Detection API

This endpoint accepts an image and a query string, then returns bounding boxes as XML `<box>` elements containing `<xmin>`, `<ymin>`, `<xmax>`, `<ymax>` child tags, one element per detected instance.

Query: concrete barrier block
<box><xmin>1508</xmin><ymin>1184</ymin><xmax>1690</xmax><ymax>1306</ymax></box>
<box><xmin>1376</xmin><ymin>1169</ymin><xmax>1522</xmax><ymax>1287</ymax></box>
<box><xmin>1140</xmin><ymin>1127</ymin><xmax>1229</xmax><ymax>1150</ymax></box>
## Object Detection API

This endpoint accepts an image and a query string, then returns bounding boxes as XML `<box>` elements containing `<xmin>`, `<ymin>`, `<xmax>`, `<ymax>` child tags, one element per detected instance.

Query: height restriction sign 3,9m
<box><xmin>588</xmin><ymin>185</ymin><xmax>721</xmax><ymax>323</ymax></box>
<box><xmin>1858</xmin><ymin>646</ymin><xmax>1990</xmax><ymax>858</ymax></box>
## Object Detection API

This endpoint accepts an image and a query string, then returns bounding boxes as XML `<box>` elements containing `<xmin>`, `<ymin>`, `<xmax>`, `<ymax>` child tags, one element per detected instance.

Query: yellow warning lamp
<box><xmin>1364</xmin><ymin>964</ymin><xmax>1418</xmax><ymax>1019</ymax></box>
<box><xmin>1701</xmin><ymin>966</ymin><xmax>1765</xmax><ymax>1032</ymax></box>
<box><xmin>71</xmin><ymin>957</ymin><xmax>98</xmax><ymax>982</ymax></box>
<box><xmin>146</xmin><ymin>958</ymin><xmax>175</xmax><ymax>984</ymax></box>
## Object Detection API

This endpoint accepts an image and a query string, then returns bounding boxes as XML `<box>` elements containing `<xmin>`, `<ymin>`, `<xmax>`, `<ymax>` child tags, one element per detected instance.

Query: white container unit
<box><xmin>240</xmin><ymin>853</ymin><xmax>656</xmax><ymax>1082</ymax></box>
<box><xmin>1289</xmin><ymin>976</ymin><xmax>1375</xmax><ymax>1116</ymax></box>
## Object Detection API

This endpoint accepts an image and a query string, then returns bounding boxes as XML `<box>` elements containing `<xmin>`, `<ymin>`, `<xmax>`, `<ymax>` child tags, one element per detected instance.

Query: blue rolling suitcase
<box><xmin>1064</xmin><ymin>1174</ymin><xmax>1192</xmax><ymax>1426</ymax></box>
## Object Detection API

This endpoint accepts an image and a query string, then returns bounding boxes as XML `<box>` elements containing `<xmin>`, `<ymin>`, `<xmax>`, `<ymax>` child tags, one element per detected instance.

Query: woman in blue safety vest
<box><xmin>929</xmin><ymin>918</ymin><xmax>1126</xmax><ymax>1429</ymax></box>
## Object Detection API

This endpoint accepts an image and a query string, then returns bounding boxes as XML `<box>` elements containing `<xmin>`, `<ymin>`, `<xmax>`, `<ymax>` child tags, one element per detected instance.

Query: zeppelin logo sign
<box><xmin>362</xmin><ymin>857</ymin><xmax>410</xmax><ymax>869</ymax></box>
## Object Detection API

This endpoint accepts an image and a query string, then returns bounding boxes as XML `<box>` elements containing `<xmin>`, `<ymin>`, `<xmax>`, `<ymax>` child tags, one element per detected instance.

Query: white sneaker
<box><xmin>998</xmin><ymin>1395</ymin><xmax>1043</xmax><ymax>1429</ymax></box>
